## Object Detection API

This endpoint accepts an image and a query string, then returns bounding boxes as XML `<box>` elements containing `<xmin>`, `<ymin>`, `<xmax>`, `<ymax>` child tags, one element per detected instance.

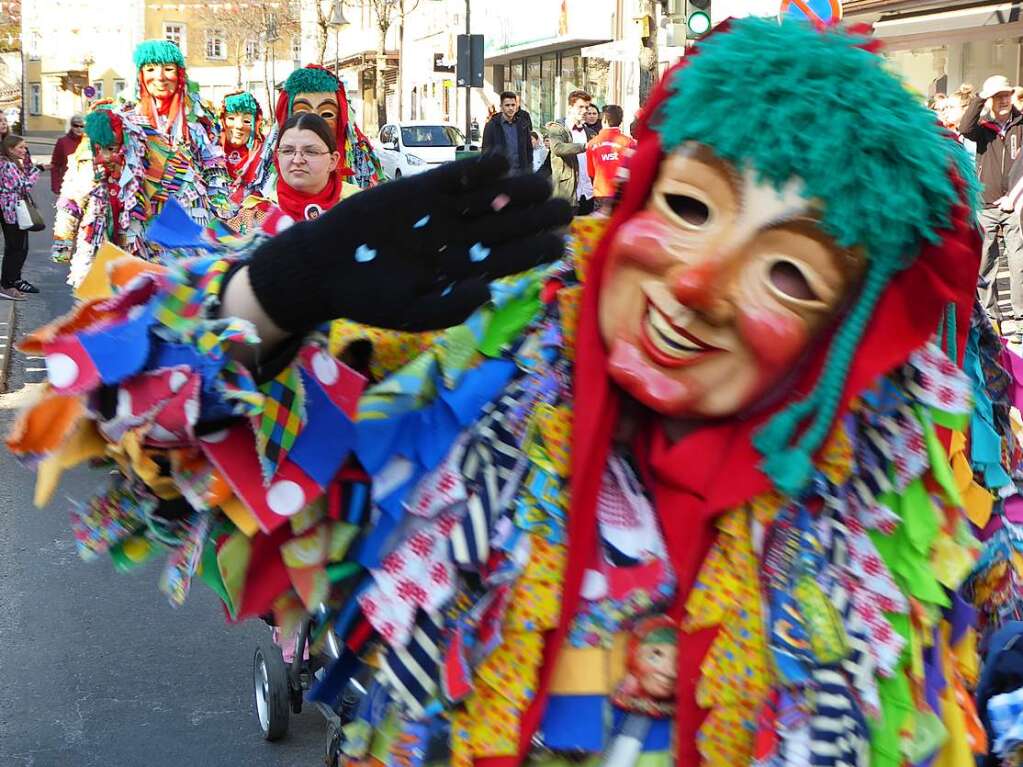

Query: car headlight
<box><xmin>406</xmin><ymin>154</ymin><xmax>427</xmax><ymax>166</ymax></box>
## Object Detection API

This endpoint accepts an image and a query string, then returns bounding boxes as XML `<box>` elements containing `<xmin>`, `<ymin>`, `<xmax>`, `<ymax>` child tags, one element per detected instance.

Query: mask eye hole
<box><xmin>769</xmin><ymin>260</ymin><xmax>819</xmax><ymax>302</ymax></box>
<box><xmin>662</xmin><ymin>193</ymin><xmax>710</xmax><ymax>228</ymax></box>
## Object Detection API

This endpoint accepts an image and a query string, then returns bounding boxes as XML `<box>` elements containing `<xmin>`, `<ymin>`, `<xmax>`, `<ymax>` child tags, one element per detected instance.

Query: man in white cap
<box><xmin>962</xmin><ymin>74</ymin><xmax>1023</xmax><ymax>339</ymax></box>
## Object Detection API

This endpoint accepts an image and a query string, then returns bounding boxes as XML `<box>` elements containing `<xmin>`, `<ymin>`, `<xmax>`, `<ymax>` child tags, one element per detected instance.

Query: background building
<box><xmin>22</xmin><ymin>0</ymin><xmax>300</xmax><ymax>135</ymax></box>
<box><xmin>844</xmin><ymin>0</ymin><xmax>1023</xmax><ymax>98</ymax></box>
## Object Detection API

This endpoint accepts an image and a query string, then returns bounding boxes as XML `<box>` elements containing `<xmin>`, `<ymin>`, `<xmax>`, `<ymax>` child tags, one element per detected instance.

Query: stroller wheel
<box><xmin>254</xmin><ymin>638</ymin><xmax>290</xmax><ymax>741</ymax></box>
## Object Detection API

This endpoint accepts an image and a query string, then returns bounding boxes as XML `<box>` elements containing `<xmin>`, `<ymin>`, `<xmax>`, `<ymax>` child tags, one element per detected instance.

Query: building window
<box><xmin>245</xmin><ymin>38</ymin><xmax>260</xmax><ymax>63</ymax></box>
<box><xmin>29</xmin><ymin>83</ymin><xmax>40</xmax><ymax>115</ymax></box>
<box><xmin>291</xmin><ymin>36</ymin><xmax>301</xmax><ymax>66</ymax></box>
<box><xmin>113</xmin><ymin>79</ymin><xmax>126</xmax><ymax>98</ymax></box>
<box><xmin>164</xmin><ymin>22</ymin><xmax>186</xmax><ymax>55</ymax></box>
<box><xmin>91</xmin><ymin>81</ymin><xmax>104</xmax><ymax>99</ymax></box>
<box><xmin>206</xmin><ymin>29</ymin><xmax>227</xmax><ymax>60</ymax></box>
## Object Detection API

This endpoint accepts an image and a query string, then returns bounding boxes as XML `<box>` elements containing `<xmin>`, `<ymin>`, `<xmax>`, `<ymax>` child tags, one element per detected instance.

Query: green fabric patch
<box><xmin>480</xmin><ymin>282</ymin><xmax>541</xmax><ymax>358</ymax></box>
<box><xmin>133</xmin><ymin>39</ymin><xmax>185</xmax><ymax>69</ymax></box>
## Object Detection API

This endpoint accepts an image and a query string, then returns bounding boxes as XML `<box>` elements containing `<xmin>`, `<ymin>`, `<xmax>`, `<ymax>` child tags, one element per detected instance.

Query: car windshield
<box><xmin>400</xmin><ymin>125</ymin><xmax>464</xmax><ymax>147</ymax></box>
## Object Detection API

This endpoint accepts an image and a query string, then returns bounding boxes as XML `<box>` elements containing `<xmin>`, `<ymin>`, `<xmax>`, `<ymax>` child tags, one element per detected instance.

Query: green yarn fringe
<box><xmin>284</xmin><ymin>67</ymin><xmax>339</xmax><ymax>97</ymax></box>
<box><xmin>133</xmin><ymin>39</ymin><xmax>185</xmax><ymax>69</ymax></box>
<box><xmin>224</xmin><ymin>91</ymin><xmax>259</xmax><ymax>117</ymax></box>
<box><xmin>84</xmin><ymin>109</ymin><xmax>116</xmax><ymax>149</ymax></box>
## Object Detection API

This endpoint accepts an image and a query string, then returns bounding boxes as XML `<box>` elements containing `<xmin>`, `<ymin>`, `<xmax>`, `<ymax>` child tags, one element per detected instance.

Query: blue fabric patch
<box><xmin>289</xmin><ymin>369</ymin><xmax>356</xmax><ymax>488</ymax></box>
<box><xmin>145</xmin><ymin>197</ymin><xmax>214</xmax><ymax>250</ymax></box>
<box><xmin>79</xmin><ymin>305</ymin><xmax>154</xmax><ymax>384</ymax></box>
<box><xmin>354</xmin><ymin>510</ymin><xmax>398</xmax><ymax>570</ymax></box>
<box><xmin>611</xmin><ymin>709</ymin><xmax>671</xmax><ymax>750</ymax></box>
<box><xmin>541</xmin><ymin>695</ymin><xmax>606</xmax><ymax>752</ymax></box>
<box><xmin>307</xmin><ymin>647</ymin><xmax>360</xmax><ymax>707</ymax></box>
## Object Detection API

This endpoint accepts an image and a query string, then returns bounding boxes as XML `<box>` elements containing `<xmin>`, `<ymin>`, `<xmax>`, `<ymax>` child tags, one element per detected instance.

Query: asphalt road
<box><xmin>0</xmin><ymin>177</ymin><xmax>324</xmax><ymax>766</ymax></box>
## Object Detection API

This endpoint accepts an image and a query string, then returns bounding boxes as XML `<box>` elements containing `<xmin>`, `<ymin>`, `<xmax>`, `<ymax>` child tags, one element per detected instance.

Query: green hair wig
<box><xmin>224</xmin><ymin>91</ymin><xmax>259</xmax><ymax>117</ymax></box>
<box><xmin>133</xmin><ymin>39</ymin><xmax>185</xmax><ymax>69</ymax></box>
<box><xmin>84</xmin><ymin>108</ymin><xmax>116</xmax><ymax>149</ymax></box>
<box><xmin>651</xmin><ymin>18</ymin><xmax>980</xmax><ymax>495</ymax></box>
<box><xmin>283</xmin><ymin>67</ymin><xmax>339</xmax><ymax>114</ymax></box>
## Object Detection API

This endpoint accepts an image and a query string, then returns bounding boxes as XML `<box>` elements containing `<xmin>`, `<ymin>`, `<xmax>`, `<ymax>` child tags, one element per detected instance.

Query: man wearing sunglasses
<box><xmin>50</xmin><ymin>114</ymin><xmax>86</xmax><ymax>195</ymax></box>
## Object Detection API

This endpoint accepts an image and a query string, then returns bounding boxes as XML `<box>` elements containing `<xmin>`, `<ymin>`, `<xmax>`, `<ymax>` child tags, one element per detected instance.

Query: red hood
<box><xmin>480</xmin><ymin>52</ymin><xmax>981</xmax><ymax>767</ymax></box>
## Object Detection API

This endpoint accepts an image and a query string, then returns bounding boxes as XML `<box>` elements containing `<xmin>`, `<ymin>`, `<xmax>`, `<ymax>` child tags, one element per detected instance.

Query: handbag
<box><xmin>16</xmin><ymin>192</ymin><xmax>45</xmax><ymax>232</ymax></box>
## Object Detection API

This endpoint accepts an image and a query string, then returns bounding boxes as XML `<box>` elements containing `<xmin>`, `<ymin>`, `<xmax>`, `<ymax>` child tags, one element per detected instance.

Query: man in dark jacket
<box><xmin>49</xmin><ymin>114</ymin><xmax>85</xmax><ymax>195</ymax></box>
<box><xmin>961</xmin><ymin>75</ymin><xmax>1023</xmax><ymax>337</ymax></box>
<box><xmin>481</xmin><ymin>91</ymin><xmax>533</xmax><ymax>175</ymax></box>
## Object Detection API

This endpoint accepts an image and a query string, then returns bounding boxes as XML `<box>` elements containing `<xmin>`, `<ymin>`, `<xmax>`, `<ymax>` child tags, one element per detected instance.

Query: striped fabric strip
<box><xmin>378</xmin><ymin>610</ymin><xmax>445</xmax><ymax>718</ymax></box>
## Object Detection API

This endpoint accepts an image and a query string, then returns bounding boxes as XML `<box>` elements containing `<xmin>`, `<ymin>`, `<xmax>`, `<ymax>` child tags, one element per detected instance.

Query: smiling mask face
<box><xmin>598</xmin><ymin>145</ymin><xmax>863</xmax><ymax>418</ymax></box>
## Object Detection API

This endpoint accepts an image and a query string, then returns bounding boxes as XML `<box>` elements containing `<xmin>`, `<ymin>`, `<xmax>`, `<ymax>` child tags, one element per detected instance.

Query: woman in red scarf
<box><xmin>227</xmin><ymin>112</ymin><xmax>348</xmax><ymax>233</ymax></box>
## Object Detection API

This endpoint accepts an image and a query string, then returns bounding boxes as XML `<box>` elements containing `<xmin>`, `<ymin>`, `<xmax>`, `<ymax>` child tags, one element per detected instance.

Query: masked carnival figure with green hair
<box><xmin>51</xmin><ymin>101</ymin><xmax>149</xmax><ymax>288</ymax></box>
<box><xmin>14</xmin><ymin>18</ymin><xmax>1023</xmax><ymax>767</ymax></box>
<box><xmin>128</xmin><ymin>39</ymin><xmax>232</xmax><ymax>226</ymax></box>
<box><xmin>219</xmin><ymin>91</ymin><xmax>265</xmax><ymax>203</ymax></box>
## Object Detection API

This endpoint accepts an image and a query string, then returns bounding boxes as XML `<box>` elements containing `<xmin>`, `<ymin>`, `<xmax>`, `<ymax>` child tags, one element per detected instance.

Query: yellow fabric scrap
<box><xmin>220</xmin><ymin>496</ymin><xmax>260</xmax><ymax>537</ymax></box>
<box><xmin>74</xmin><ymin>241</ymin><xmax>132</xmax><ymax>300</ymax></box>
<box><xmin>34</xmin><ymin>419</ymin><xmax>106</xmax><ymax>507</ymax></box>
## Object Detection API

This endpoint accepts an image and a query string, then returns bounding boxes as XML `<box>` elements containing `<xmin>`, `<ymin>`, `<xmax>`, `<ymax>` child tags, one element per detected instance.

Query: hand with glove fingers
<box><xmin>226</xmin><ymin>153</ymin><xmax>572</xmax><ymax>346</ymax></box>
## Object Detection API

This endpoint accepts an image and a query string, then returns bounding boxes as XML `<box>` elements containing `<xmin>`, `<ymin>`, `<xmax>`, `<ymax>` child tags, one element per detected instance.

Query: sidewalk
<box><xmin>24</xmin><ymin>134</ymin><xmax>57</xmax><ymax>159</ymax></box>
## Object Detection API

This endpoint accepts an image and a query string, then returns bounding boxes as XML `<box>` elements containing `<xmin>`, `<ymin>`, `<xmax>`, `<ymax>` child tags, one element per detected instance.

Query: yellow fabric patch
<box><xmin>547</xmin><ymin>635</ymin><xmax>629</xmax><ymax>695</ymax></box>
<box><xmin>477</xmin><ymin>631</ymin><xmax>544</xmax><ymax>708</ymax></box>
<box><xmin>569</xmin><ymin>217</ymin><xmax>609</xmax><ymax>285</ymax></box>
<box><xmin>557</xmin><ymin>285</ymin><xmax>581</xmax><ymax>362</ymax></box>
<box><xmin>74</xmin><ymin>242</ymin><xmax>131</xmax><ymax>301</ymax></box>
<box><xmin>533</xmin><ymin>404</ymin><xmax>572</xmax><ymax>478</ymax></box>
<box><xmin>328</xmin><ymin>319</ymin><xmax>441</xmax><ymax>380</ymax></box>
<box><xmin>34</xmin><ymin>419</ymin><xmax>106</xmax><ymax>507</ymax></box>
<box><xmin>220</xmin><ymin>496</ymin><xmax>260</xmax><ymax>537</ymax></box>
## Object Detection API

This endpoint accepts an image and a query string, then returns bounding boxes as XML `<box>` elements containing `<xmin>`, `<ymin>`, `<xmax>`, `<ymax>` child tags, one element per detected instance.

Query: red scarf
<box><xmin>224</xmin><ymin>143</ymin><xmax>250</xmax><ymax>179</ymax></box>
<box><xmin>478</xmin><ymin>54</ymin><xmax>981</xmax><ymax>767</ymax></box>
<box><xmin>274</xmin><ymin>171</ymin><xmax>343</xmax><ymax>222</ymax></box>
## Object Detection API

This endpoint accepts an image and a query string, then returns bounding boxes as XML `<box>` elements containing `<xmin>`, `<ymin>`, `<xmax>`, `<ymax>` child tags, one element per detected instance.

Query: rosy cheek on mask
<box><xmin>737</xmin><ymin>306</ymin><xmax>810</xmax><ymax>370</ymax></box>
<box><xmin>608</xmin><ymin>338</ymin><xmax>699</xmax><ymax>413</ymax></box>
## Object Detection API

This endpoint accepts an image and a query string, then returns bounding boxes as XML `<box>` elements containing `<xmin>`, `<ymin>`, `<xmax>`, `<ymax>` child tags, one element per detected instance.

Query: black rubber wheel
<box><xmin>253</xmin><ymin>638</ymin><xmax>290</xmax><ymax>741</ymax></box>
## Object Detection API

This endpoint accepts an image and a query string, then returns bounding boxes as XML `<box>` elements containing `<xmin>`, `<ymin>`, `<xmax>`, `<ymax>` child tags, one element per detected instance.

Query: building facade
<box><xmin>23</xmin><ymin>0</ymin><xmax>301</xmax><ymax>134</ymax></box>
<box><xmin>844</xmin><ymin>0</ymin><xmax>1023</xmax><ymax>99</ymax></box>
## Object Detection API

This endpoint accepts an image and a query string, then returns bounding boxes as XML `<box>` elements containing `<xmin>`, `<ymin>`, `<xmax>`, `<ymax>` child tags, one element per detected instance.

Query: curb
<box><xmin>0</xmin><ymin>299</ymin><xmax>16</xmax><ymax>394</ymax></box>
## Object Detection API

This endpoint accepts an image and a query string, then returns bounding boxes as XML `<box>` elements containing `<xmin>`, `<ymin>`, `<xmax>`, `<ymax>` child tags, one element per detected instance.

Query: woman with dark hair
<box><xmin>228</xmin><ymin>112</ymin><xmax>351</xmax><ymax>232</ymax></box>
<box><xmin>0</xmin><ymin>133</ymin><xmax>40</xmax><ymax>300</ymax></box>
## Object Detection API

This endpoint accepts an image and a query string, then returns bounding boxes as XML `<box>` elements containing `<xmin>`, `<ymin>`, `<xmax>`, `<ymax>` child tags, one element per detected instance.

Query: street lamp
<box><xmin>329</xmin><ymin>0</ymin><xmax>350</xmax><ymax>81</ymax></box>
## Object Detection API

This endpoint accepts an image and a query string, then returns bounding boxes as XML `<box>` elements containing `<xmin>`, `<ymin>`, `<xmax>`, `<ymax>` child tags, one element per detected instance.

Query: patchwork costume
<box><xmin>12</xmin><ymin>18</ymin><xmax>1023</xmax><ymax>767</ymax></box>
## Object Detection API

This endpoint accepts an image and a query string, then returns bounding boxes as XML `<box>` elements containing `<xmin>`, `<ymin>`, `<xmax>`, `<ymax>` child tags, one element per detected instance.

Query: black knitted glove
<box><xmin>246</xmin><ymin>154</ymin><xmax>573</xmax><ymax>334</ymax></box>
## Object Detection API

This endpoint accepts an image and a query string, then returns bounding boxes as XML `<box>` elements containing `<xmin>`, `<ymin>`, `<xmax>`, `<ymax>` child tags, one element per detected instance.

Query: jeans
<box><xmin>0</xmin><ymin>220</ymin><xmax>28</xmax><ymax>288</ymax></box>
<box><xmin>978</xmin><ymin>206</ymin><xmax>1023</xmax><ymax>323</ymax></box>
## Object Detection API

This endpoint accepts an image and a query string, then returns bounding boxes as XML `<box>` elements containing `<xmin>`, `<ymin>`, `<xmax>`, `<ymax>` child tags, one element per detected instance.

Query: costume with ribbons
<box><xmin>10</xmin><ymin>18</ymin><xmax>1023</xmax><ymax>767</ymax></box>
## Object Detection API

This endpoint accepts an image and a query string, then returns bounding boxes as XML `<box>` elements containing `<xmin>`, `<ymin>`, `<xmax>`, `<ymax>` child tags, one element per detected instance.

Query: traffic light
<box><xmin>685</xmin><ymin>0</ymin><xmax>712</xmax><ymax>39</ymax></box>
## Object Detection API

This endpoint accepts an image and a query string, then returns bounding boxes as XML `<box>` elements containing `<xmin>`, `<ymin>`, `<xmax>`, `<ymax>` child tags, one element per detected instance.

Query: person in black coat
<box><xmin>481</xmin><ymin>91</ymin><xmax>533</xmax><ymax>175</ymax></box>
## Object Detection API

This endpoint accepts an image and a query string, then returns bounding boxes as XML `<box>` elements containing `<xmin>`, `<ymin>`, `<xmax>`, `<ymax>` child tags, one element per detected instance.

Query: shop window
<box><xmin>29</xmin><ymin>83</ymin><xmax>40</xmax><ymax>115</ymax></box>
<box><xmin>113</xmin><ymin>79</ymin><xmax>126</xmax><ymax>99</ymax></box>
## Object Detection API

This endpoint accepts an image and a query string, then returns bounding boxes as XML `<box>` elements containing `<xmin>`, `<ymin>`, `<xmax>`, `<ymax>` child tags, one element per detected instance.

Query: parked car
<box><xmin>375</xmin><ymin>121</ymin><xmax>479</xmax><ymax>179</ymax></box>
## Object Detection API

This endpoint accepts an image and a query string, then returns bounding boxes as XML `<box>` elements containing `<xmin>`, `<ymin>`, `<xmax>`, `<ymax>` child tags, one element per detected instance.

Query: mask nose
<box><xmin>670</xmin><ymin>253</ymin><xmax>736</xmax><ymax>324</ymax></box>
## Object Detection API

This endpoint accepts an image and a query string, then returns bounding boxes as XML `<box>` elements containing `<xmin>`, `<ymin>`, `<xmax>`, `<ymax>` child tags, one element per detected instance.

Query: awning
<box><xmin>485</xmin><ymin>36</ymin><xmax>612</xmax><ymax>64</ymax></box>
<box><xmin>871</xmin><ymin>1</ymin><xmax>1023</xmax><ymax>46</ymax></box>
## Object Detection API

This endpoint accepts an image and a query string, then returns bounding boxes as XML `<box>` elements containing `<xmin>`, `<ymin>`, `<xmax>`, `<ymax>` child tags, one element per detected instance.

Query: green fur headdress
<box><xmin>84</xmin><ymin>105</ymin><xmax>118</xmax><ymax>149</ymax></box>
<box><xmin>224</xmin><ymin>91</ymin><xmax>259</xmax><ymax>117</ymax></box>
<box><xmin>282</xmin><ymin>66</ymin><xmax>339</xmax><ymax>115</ymax></box>
<box><xmin>651</xmin><ymin>17</ymin><xmax>980</xmax><ymax>495</ymax></box>
<box><xmin>133</xmin><ymin>39</ymin><xmax>185</xmax><ymax>69</ymax></box>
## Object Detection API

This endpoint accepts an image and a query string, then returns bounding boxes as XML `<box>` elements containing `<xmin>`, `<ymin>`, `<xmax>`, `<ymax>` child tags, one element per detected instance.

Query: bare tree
<box><xmin>185</xmin><ymin>0</ymin><xmax>300</xmax><ymax>104</ymax></box>
<box><xmin>396</xmin><ymin>0</ymin><xmax>420</xmax><ymax>120</ymax></box>
<box><xmin>312</xmin><ymin>0</ymin><xmax>330</xmax><ymax>66</ymax></box>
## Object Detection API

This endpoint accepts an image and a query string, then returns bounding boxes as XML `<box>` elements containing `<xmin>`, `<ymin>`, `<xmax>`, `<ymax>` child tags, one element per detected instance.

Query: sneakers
<box><xmin>14</xmin><ymin>280</ymin><xmax>38</xmax><ymax>294</ymax></box>
<box><xmin>0</xmin><ymin>286</ymin><xmax>25</xmax><ymax>301</ymax></box>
